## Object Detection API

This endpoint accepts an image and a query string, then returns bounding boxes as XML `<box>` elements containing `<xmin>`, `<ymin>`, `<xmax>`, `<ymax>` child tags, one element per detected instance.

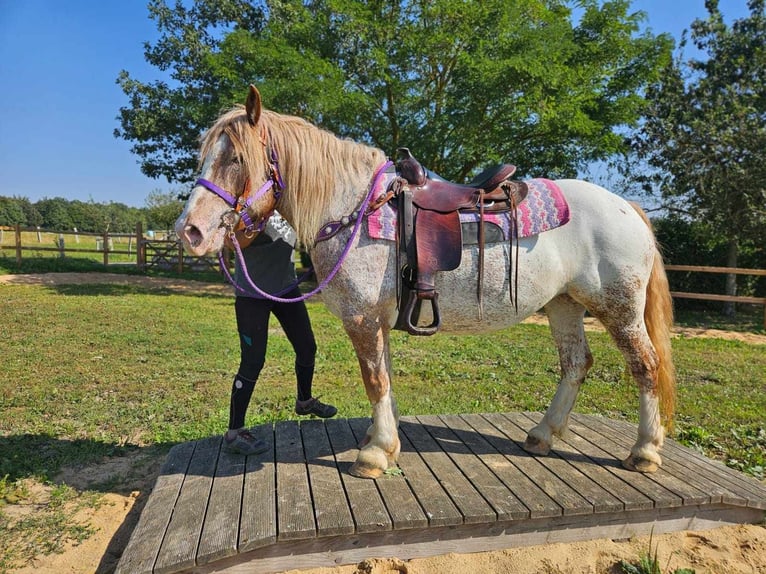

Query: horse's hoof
<box><xmin>349</xmin><ymin>445</ymin><xmax>390</xmax><ymax>479</ymax></box>
<box><xmin>622</xmin><ymin>454</ymin><xmax>660</xmax><ymax>473</ymax></box>
<box><xmin>349</xmin><ymin>461</ymin><xmax>384</xmax><ymax>479</ymax></box>
<box><xmin>523</xmin><ymin>434</ymin><xmax>551</xmax><ymax>456</ymax></box>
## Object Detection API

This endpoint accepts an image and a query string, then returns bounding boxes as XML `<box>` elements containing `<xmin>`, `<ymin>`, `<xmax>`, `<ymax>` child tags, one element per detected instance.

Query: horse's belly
<box><xmin>430</xmin><ymin>241</ymin><xmax>561</xmax><ymax>334</ymax></box>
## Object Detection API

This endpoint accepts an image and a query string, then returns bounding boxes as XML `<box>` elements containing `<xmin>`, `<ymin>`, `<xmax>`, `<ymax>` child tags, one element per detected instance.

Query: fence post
<box><xmin>15</xmin><ymin>223</ymin><xmax>22</xmax><ymax>265</ymax></box>
<box><xmin>177</xmin><ymin>241</ymin><xmax>184</xmax><ymax>274</ymax></box>
<box><xmin>58</xmin><ymin>234</ymin><xmax>65</xmax><ymax>258</ymax></box>
<box><xmin>103</xmin><ymin>230</ymin><xmax>109</xmax><ymax>266</ymax></box>
<box><xmin>136</xmin><ymin>222</ymin><xmax>144</xmax><ymax>271</ymax></box>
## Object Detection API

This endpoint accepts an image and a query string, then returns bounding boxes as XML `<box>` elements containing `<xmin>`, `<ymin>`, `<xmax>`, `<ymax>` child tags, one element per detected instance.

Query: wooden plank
<box><xmin>665</xmin><ymin>264</ymin><xmax>766</xmax><ymax>276</ymax></box>
<box><xmin>325</xmin><ymin>418</ymin><xmax>392</xmax><ymax>533</ymax></box>
<box><xmin>560</xmin><ymin>414</ymin><xmax>690</xmax><ymax>506</ymax></box>
<box><xmin>239</xmin><ymin>423</ymin><xmax>277</xmax><ymax>553</ymax></box>
<box><xmin>589</xmin><ymin>416</ymin><xmax>745</xmax><ymax>507</ymax></box>
<box><xmin>480</xmin><ymin>413</ymin><xmax>593</xmax><ymax>516</ymax></box>
<box><xmin>524</xmin><ymin>412</ymin><xmax>683</xmax><ymax>509</ymax></box>
<box><xmin>394</xmin><ymin>419</ymin><xmax>463</xmax><ymax>527</ymax></box>
<box><xmin>401</xmin><ymin>416</ymin><xmax>496</xmax><ymax>524</ymax></box>
<box><xmin>154</xmin><ymin>436</ymin><xmax>220</xmax><ymax>574</ymax></box>
<box><xmin>196</xmin><ymin>447</ymin><xmax>245</xmax><ymax>566</ymax></box>
<box><xmin>500</xmin><ymin>413</ymin><xmax>624</xmax><ymax>513</ymax></box>
<box><xmin>456</xmin><ymin>414</ymin><xmax>559</xmax><ymax>518</ymax></box>
<box><xmin>670</xmin><ymin>291</ymin><xmax>765</xmax><ymax>305</ymax></box>
<box><xmin>571</xmin><ymin>414</ymin><xmax>711</xmax><ymax>506</ymax></box>
<box><xmin>275</xmin><ymin>420</ymin><xmax>316</xmax><ymax>541</ymax></box>
<box><xmin>658</xmin><ymin>445</ymin><xmax>766</xmax><ymax>509</ymax></box>
<box><xmin>301</xmin><ymin>419</ymin><xmax>355</xmax><ymax>537</ymax></box>
<box><xmin>604</xmin><ymin>416</ymin><xmax>766</xmax><ymax>509</ymax></box>
<box><xmin>191</xmin><ymin>504</ymin><xmax>765</xmax><ymax>574</ymax></box>
<box><xmin>346</xmin><ymin>417</ymin><xmax>428</xmax><ymax>530</ymax></box>
<box><xmin>118</xmin><ymin>412</ymin><xmax>766</xmax><ymax>574</ymax></box>
<box><xmin>514</xmin><ymin>413</ymin><xmax>654</xmax><ymax>512</ymax></box>
<box><xmin>115</xmin><ymin>442</ymin><xmax>195</xmax><ymax>574</ymax></box>
<box><xmin>431</xmin><ymin>414</ymin><xmax>529</xmax><ymax>520</ymax></box>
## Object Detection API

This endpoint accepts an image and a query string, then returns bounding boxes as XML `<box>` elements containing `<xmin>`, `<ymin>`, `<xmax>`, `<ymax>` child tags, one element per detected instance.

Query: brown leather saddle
<box><xmin>392</xmin><ymin>148</ymin><xmax>528</xmax><ymax>335</ymax></box>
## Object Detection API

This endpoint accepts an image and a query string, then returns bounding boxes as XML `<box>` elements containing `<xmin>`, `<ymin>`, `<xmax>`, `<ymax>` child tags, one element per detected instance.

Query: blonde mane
<box><xmin>199</xmin><ymin>105</ymin><xmax>387</xmax><ymax>248</ymax></box>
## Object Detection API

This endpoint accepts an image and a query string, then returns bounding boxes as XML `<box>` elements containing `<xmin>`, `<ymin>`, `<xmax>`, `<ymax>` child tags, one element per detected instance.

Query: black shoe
<box><xmin>295</xmin><ymin>397</ymin><xmax>337</xmax><ymax>418</ymax></box>
<box><xmin>223</xmin><ymin>428</ymin><xmax>269</xmax><ymax>455</ymax></box>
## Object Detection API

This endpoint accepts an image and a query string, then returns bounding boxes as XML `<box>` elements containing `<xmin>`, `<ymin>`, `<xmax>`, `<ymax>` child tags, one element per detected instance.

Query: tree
<box><xmin>624</xmin><ymin>0</ymin><xmax>766</xmax><ymax>314</ymax></box>
<box><xmin>35</xmin><ymin>198</ymin><xmax>75</xmax><ymax>231</ymax></box>
<box><xmin>145</xmin><ymin>188</ymin><xmax>184</xmax><ymax>231</ymax></box>
<box><xmin>0</xmin><ymin>197</ymin><xmax>27</xmax><ymax>226</ymax></box>
<box><xmin>116</xmin><ymin>0</ymin><xmax>672</xmax><ymax>186</ymax></box>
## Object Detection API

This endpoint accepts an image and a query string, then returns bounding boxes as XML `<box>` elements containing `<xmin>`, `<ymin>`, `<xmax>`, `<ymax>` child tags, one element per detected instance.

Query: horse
<box><xmin>175</xmin><ymin>85</ymin><xmax>676</xmax><ymax>479</ymax></box>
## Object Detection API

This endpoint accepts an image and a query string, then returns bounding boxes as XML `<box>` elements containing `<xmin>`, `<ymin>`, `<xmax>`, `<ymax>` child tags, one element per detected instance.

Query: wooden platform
<box><xmin>116</xmin><ymin>412</ymin><xmax>766</xmax><ymax>574</ymax></box>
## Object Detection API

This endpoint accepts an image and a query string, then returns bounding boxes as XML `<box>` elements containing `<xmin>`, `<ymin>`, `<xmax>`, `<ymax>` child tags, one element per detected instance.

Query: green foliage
<box><xmin>652</xmin><ymin>214</ymin><xmax>766</xmax><ymax>310</ymax></box>
<box><xmin>624</xmin><ymin>2</ymin><xmax>766</xmax><ymax>255</ymax></box>
<box><xmin>144</xmin><ymin>188</ymin><xmax>184</xmax><ymax>230</ymax></box>
<box><xmin>0</xmin><ymin>475</ymin><xmax>30</xmax><ymax>506</ymax></box>
<box><xmin>0</xmin><ymin>195</ymin><xmax>148</xmax><ymax>233</ymax></box>
<box><xmin>0</xmin><ymin>482</ymin><xmax>99</xmax><ymax>573</ymax></box>
<box><xmin>618</xmin><ymin>530</ymin><xmax>696</xmax><ymax>574</ymax></box>
<box><xmin>117</xmin><ymin>0</ymin><xmax>672</xmax><ymax>183</ymax></box>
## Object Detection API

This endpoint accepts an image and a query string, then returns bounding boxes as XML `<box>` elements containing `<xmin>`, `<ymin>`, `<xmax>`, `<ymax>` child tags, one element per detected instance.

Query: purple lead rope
<box><xmin>219</xmin><ymin>160</ymin><xmax>394</xmax><ymax>303</ymax></box>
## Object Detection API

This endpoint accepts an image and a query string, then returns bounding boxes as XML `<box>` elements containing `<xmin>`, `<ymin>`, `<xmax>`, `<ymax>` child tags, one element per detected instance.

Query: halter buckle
<box><xmin>220</xmin><ymin>210</ymin><xmax>240</xmax><ymax>234</ymax></box>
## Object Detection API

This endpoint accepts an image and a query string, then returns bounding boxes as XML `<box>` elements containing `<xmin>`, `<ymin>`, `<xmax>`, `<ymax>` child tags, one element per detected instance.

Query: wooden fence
<box><xmin>665</xmin><ymin>265</ymin><xmax>766</xmax><ymax>328</ymax></box>
<box><xmin>2</xmin><ymin>225</ymin><xmax>764</xmax><ymax>326</ymax></box>
<box><xmin>1</xmin><ymin>223</ymin><xmax>216</xmax><ymax>273</ymax></box>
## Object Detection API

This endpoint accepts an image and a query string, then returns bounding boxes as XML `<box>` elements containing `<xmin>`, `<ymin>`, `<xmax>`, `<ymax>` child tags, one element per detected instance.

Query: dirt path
<box><xmin>4</xmin><ymin>272</ymin><xmax>765</xmax><ymax>573</ymax></box>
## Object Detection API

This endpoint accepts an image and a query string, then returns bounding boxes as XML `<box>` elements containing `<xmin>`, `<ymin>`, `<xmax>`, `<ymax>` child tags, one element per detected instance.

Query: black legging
<box><xmin>228</xmin><ymin>289</ymin><xmax>317</xmax><ymax>430</ymax></box>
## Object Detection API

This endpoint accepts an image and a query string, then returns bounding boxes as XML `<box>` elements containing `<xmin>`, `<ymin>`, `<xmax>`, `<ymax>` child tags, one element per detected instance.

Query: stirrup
<box><xmin>403</xmin><ymin>290</ymin><xmax>441</xmax><ymax>336</ymax></box>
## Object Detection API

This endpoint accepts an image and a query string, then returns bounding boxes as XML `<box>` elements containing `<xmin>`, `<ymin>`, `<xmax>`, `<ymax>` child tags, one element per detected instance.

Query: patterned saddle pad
<box><xmin>367</xmin><ymin>178</ymin><xmax>570</xmax><ymax>243</ymax></box>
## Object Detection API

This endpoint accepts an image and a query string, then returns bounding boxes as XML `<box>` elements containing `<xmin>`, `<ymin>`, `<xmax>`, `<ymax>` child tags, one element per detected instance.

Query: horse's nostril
<box><xmin>184</xmin><ymin>225</ymin><xmax>203</xmax><ymax>248</ymax></box>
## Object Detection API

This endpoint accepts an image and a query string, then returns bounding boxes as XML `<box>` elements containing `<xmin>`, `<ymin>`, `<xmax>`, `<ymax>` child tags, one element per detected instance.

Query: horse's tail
<box><xmin>630</xmin><ymin>203</ymin><xmax>676</xmax><ymax>431</ymax></box>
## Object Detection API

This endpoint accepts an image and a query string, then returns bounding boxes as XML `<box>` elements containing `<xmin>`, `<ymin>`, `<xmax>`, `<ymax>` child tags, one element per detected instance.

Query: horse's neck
<box><xmin>279</xmin><ymin>141</ymin><xmax>387</xmax><ymax>247</ymax></box>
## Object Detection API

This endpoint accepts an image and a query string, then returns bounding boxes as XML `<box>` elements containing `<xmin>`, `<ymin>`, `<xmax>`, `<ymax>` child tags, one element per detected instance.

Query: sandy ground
<box><xmin>3</xmin><ymin>273</ymin><xmax>765</xmax><ymax>574</ymax></box>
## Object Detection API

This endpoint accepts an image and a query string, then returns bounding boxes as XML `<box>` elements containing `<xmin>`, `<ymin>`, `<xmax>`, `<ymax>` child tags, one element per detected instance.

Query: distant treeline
<box><xmin>0</xmin><ymin>194</ymin><xmax>180</xmax><ymax>233</ymax></box>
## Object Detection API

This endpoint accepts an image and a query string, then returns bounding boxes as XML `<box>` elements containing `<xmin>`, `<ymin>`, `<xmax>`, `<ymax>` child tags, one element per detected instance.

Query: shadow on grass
<box><xmin>49</xmin><ymin>283</ymin><xmax>231</xmax><ymax>298</ymax></box>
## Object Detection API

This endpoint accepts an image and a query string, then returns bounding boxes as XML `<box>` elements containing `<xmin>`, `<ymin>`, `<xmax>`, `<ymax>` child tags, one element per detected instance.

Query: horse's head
<box><xmin>175</xmin><ymin>85</ymin><xmax>284</xmax><ymax>256</ymax></box>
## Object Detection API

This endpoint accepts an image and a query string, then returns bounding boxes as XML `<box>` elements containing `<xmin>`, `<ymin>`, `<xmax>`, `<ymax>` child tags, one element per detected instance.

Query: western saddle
<box><xmin>391</xmin><ymin>148</ymin><xmax>528</xmax><ymax>335</ymax></box>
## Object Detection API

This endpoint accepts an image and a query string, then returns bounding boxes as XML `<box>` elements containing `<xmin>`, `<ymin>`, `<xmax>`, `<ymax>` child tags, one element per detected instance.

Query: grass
<box><xmin>0</xmin><ymin>282</ymin><xmax>764</xmax><ymax>570</ymax></box>
<box><xmin>618</xmin><ymin>530</ymin><xmax>696</xmax><ymax>574</ymax></box>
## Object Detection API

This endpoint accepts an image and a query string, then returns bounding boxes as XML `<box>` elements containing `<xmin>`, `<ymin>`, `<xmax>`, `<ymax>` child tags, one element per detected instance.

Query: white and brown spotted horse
<box><xmin>176</xmin><ymin>86</ymin><xmax>676</xmax><ymax>479</ymax></box>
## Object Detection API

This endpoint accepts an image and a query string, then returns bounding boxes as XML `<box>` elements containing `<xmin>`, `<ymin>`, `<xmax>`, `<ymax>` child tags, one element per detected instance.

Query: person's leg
<box><xmin>272</xmin><ymin>291</ymin><xmax>336</xmax><ymax>418</ymax></box>
<box><xmin>225</xmin><ymin>296</ymin><xmax>271</xmax><ymax>454</ymax></box>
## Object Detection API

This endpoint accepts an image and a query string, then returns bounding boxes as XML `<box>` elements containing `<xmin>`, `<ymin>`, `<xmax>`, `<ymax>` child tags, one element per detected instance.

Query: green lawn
<box><xmin>0</xmin><ymin>282</ymin><xmax>764</xmax><ymax>570</ymax></box>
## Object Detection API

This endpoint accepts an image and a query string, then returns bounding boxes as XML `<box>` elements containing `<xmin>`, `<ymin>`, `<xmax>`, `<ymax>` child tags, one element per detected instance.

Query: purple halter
<box><xmin>219</xmin><ymin>160</ymin><xmax>394</xmax><ymax>303</ymax></box>
<box><xmin>196</xmin><ymin>147</ymin><xmax>285</xmax><ymax>237</ymax></box>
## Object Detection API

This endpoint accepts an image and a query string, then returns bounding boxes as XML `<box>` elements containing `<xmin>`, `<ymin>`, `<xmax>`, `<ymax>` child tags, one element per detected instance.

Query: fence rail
<box><xmin>665</xmin><ymin>264</ymin><xmax>766</xmax><ymax>328</ymax></box>
<box><xmin>3</xmin><ymin>226</ymin><xmax>763</xmax><ymax>327</ymax></box>
<box><xmin>1</xmin><ymin>223</ymin><xmax>216</xmax><ymax>273</ymax></box>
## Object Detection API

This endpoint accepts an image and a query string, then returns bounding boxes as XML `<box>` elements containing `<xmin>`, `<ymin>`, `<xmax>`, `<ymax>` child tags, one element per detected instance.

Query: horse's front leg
<box><xmin>343</xmin><ymin>315</ymin><xmax>400</xmax><ymax>479</ymax></box>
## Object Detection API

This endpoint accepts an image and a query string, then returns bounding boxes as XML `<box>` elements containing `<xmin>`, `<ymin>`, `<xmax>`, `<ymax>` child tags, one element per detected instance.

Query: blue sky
<box><xmin>0</xmin><ymin>1</ymin><xmax>753</xmax><ymax>208</ymax></box>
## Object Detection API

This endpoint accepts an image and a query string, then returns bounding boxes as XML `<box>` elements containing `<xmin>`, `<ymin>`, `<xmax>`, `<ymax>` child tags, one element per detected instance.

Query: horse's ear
<box><xmin>245</xmin><ymin>85</ymin><xmax>262</xmax><ymax>127</ymax></box>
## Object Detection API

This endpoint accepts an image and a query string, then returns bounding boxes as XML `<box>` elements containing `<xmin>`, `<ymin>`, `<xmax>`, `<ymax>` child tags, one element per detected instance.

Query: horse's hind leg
<box><xmin>524</xmin><ymin>295</ymin><xmax>593</xmax><ymax>455</ymax></box>
<box><xmin>601</xmin><ymin>316</ymin><xmax>664</xmax><ymax>473</ymax></box>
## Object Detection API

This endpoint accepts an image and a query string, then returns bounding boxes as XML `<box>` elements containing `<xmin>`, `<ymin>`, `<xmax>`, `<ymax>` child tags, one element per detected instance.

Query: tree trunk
<box><xmin>723</xmin><ymin>237</ymin><xmax>738</xmax><ymax>317</ymax></box>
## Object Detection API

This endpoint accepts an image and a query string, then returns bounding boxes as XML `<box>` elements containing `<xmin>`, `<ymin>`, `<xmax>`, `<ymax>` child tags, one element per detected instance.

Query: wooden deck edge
<box><xmin>181</xmin><ymin>503</ymin><xmax>765</xmax><ymax>574</ymax></box>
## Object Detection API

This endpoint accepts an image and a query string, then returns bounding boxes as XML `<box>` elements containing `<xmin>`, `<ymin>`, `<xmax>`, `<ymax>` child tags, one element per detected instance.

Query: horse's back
<box><xmin>433</xmin><ymin>179</ymin><xmax>657</xmax><ymax>333</ymax></box>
